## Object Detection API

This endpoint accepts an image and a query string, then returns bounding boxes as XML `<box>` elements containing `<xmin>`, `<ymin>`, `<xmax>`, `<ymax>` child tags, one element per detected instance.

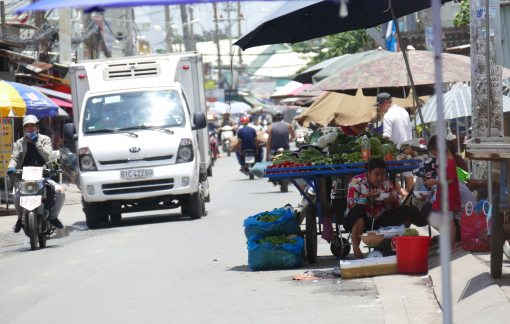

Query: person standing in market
<box><xmin>375</xmin><ymin>93</ymin><xmax>414</xmax><ymax>190</ymax></box>
<box><xmin>265</xmin><ymin>109</ymin><xmax>295</xmax><ymax>161</ymax></box>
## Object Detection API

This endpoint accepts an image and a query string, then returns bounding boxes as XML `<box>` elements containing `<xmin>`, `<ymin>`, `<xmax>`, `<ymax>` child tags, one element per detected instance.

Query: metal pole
<box><xmin>1</xmin><ymin>112</ymin><xmax>7</xmax><ymax>209</ymax></box>
<box><xmin>486</xmin><ymin>0</ymin><xmax>493</xmax><ymax>204</ymax></box>
<box><xmin>213</xmin><ymin>3</ymin><xmax>222</xmax><ymax>77</ymax></box>
<box><xmin>456</xmin><ymin>119</ymin><xmax>461</xmax><ymax>155</ymax></box>
<box><xmin>466</xmin><ymin>116</ymin><xmax>471</xmax><ymax>174</ymax></box>
<box><xmin>431</xmin><ymin>0</ymin><xmax>452</xmax><ymax>323</ymax></box>
<box><xmin>0</xmin><ymin>1</ymin><xmax>6</xmax><ymax>37</ymax></box>
<box><xmin>389</xmin><ymin>4</ymin><xmax>428</xmax><ymax>142</ymax></box>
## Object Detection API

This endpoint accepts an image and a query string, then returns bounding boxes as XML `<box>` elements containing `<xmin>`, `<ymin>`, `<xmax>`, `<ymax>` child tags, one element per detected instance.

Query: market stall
<box><xmin>264</xmin><ymin>129</ymin><xmax>422</xmax><ymax>263</ymax></box>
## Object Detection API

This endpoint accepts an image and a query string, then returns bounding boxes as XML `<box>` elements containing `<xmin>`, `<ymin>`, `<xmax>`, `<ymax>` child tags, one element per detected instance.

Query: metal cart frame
<box><xmin>466</xmin><ymin>137</ymin><xmax>510</xmax><ymax>278</ymax></box>
<box><xmin>265</xmin><ymin>160</ymin><xmax>421</xmax><ymax>263</ymax></box>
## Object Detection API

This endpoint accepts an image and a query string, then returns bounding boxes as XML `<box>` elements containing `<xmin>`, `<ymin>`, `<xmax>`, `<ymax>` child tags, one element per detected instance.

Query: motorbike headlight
<box><xmin>177</xmin><ymin>139</ymin><xmax>194</xmax><ymax>163</ymax></box>
<box><xmin>79</xmin><ymin>147</ymin><xmax>97</xmax><ymax>171</ymax></box>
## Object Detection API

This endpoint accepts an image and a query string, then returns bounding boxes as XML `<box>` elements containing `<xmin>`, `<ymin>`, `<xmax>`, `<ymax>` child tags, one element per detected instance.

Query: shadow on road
<box><xmin>73</xmin><ymin>211</ymin><xmax>209</xmax><ymax>230</ymax></box>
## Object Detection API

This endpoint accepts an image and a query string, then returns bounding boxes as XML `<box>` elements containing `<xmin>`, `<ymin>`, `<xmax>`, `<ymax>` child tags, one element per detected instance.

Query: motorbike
<box><xmin>220</xmin><ymin>125</ymin><xmax>234</xmax><ymax>157</ymax></box>
<box><xmin>9</xmin><ymin>158</ymin><xmax>62</xmax><ymax>250</ymax></box>
<box><xmin>242</xmin><ymin>149</ymin><xmax>256</xmax><ymax>180</ymax></box>
<box><xmin>295</xmin><ymin>131</ymin><xmax>306</xmax><ymax>148</ymax></box>
<box><xmin>209</xmin><ymin>131</ymin><xmax>218</xmax><ymax>166</ymax></box>
<box><xmin>269</xmin><ymin>148</ymin><xmax>289</xmax><ymax>192</ymax></box>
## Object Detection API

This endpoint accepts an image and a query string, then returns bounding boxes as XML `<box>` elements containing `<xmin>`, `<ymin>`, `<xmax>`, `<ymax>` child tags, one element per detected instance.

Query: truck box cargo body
<box><xmin>65</xmin><ymin>52</ymin><xmax>211</xmax><ymax>228</ymax></box>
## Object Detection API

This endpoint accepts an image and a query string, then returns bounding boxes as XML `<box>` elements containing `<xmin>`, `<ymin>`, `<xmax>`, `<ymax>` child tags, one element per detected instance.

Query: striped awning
<box><xmin>416</xmin><ymin>87</ymin><xmax>510</xmax><ymax>123</ymax></box>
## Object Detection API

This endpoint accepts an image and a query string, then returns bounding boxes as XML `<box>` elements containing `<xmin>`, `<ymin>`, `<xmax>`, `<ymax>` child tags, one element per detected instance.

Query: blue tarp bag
<box><xmin>243</xmin><ymin>208</ymin><xmax>299</xmax><ymax>239</ymax></box>
<box><xmin>248</xmin><ymin>161</ymin><xmax>272</xmax><ymax>178</ymax></box>
<box><xmin>247</xmin><ymin>235</ymin><xmax>304</xmax><ymax>271</ymax></box>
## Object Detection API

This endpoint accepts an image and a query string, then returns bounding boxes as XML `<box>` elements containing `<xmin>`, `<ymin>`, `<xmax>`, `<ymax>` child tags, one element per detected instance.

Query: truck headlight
<box><xmin>177</xmin><ymin>139</ymin><xmax>194</xmax><ymax>163</ymax></box>
<box><xmin>79</xmin><ymin>147</ymin><xmax>97</xmax><ymax>171</ymax></box>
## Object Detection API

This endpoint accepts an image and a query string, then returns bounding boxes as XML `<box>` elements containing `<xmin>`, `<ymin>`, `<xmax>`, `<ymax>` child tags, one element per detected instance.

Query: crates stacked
<box><xmin>243</xmin><ymin>206</ymin><xmax>304</xmax><ymax>271</ymax></box>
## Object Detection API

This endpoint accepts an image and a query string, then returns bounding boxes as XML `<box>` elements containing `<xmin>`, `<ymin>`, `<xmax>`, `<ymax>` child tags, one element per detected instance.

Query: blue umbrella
<box><xmin>15</xmin><ymin>0</ymin><xmax>293</xmax><ymax>13</ymax></box>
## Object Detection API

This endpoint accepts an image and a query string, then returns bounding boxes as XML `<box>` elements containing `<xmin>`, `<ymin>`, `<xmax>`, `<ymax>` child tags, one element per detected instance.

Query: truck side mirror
<box><xmin>64</xmin><ymin>123</ymin><xmax>78</xmax><ymax>141</ymax></box>
<box><xmin>192</xmin><ymin>112</ymin><xmax>206</xmax><ymax>130</ymax></box>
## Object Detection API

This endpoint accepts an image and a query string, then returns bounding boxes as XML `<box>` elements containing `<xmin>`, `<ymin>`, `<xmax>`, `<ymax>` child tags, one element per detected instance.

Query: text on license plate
<box><xmin>120</xmin><ymin>169</ymin><xmax>154</xmax><ymax>179</ymax></box>
<box><xmin>245</xmin><ymin>156</ymin><xmax>255</xmax><ymax>163</ymax></box>
<box><xmin>20</xmin><ymin>195</ymin><xmax>42</xmax><ymax>211</ymax></box>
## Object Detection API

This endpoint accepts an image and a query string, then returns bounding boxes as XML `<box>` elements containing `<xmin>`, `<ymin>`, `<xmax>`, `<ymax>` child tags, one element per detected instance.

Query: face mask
<box><xmin>27</xmin><ymin>131</ymin><xmax>37</xmax><ymax>137</ymax></box>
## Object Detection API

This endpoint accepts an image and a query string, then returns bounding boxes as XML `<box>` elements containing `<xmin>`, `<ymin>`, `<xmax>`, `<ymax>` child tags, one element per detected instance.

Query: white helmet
<box><xmin>23</xmin><ymin>115</ymin><xmax>39</xmax><ymax>127</ymax></box>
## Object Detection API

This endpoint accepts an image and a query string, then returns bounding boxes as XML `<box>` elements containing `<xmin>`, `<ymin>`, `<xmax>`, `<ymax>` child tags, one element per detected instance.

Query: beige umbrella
<box><xmin>294</xmin><ymin>89</ymin><xmax>426</xmax><ymax>128</ymax></box>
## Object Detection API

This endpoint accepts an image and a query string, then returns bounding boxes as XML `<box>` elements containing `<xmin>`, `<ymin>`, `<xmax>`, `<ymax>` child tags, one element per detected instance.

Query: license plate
<box><xmin>120</xmin><ymin>169</ymin><xmax>154</xmax><ymax>179</ymax></box>
<box><xmin>245</xmin><ymin>156</ymin><xmax>255</xmax><ymax>163</ymax></box>
<box><xmin>20</xmin><ymin>195</ymin><xmax>42</xmax><ymax>211</ymax></box>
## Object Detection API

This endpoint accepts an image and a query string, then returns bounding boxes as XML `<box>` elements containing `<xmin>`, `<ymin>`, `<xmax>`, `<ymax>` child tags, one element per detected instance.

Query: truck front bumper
<box><xmin>80</xmin><ymin>163</ymin><xmax>199</xmax><ymax>203</ymax></box>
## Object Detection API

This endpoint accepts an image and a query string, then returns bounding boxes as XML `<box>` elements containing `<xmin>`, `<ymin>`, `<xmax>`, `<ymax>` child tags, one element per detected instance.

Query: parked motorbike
<box><xmin>269</xmin><ymin>148</ymin><xmax>289</xmax><ymax>192</ymax></box>
<box><xmin>220</xmin><ymin>125</ymin><xmax>234</xmax><ymax>156</ymax></box>
<box><xmin>9</xmin><ymin>158</ymin><xmax>62</xmax><ymax>250</ymax></box>
<box><xmin>242</xmin><ymin>149</ymin><xmax>256</xmax><ymax>180</ymax></box>
<box><xmin>209</xmin><ymin>131</ymin><xmax>218</xmax><ymax>166</ymax></box>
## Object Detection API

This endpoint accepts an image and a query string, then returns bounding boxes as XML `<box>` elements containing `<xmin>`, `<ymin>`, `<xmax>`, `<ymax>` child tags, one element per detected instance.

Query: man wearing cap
<box><xmin>375</xmin><ymin>93</ymin><xmax>414</xmax><ymax>190</ymax></box>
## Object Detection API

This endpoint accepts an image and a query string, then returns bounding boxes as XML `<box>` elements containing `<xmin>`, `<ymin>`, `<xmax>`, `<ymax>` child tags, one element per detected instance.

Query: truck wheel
<box><xmin>491</xmin><ymin>194</ymin><xmax>503</xmax><ymax>278</ymax></box>
<box><xmin>28</xmin><ymin>212</ymin><xmax>38</xmax><ymax>250</ymax></box>
<box><xmin>110</xmin><ymin>213</ymin><xmax>122</xmax><ymax>222</ymax></box>
<box><xmin>188</xmin><ymin>191</ymin><xmax>203</xmax><ymax>219</ymax></box>
<box><xmin>82</xmin><ymin>198</ymin><xmax>101</xmax><ymax>229</ymax></box>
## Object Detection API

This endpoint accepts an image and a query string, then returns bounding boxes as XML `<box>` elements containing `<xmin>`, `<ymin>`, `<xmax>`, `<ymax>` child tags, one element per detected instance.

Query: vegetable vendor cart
<box><xmin>265</xmin><ymin>160</ymin><xmax>421</xmax><ymax>264</ymax></box>
<box><xmin>465</xmin><ymin>137</ymin><xmax>510</xmax><ymax>278</ymax></box>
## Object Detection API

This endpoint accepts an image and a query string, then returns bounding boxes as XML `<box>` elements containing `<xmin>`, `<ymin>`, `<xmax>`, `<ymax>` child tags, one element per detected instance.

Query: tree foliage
<box><xmin>453</xmin><ymin>0</ymin><xmax>470</xmax><ymax>27</ymax></box>
<box><xmin>294</xmin><ymin>29</ymin><xmax>377</xmax><ymax>73</ymax></box>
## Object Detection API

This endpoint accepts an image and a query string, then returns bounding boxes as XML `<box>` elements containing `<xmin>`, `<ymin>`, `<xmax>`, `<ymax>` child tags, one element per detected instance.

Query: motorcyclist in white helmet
<box><xmin>7</xmin><ymin>115</ymin><xmax>65</xmax><ymax>233</ymax></box>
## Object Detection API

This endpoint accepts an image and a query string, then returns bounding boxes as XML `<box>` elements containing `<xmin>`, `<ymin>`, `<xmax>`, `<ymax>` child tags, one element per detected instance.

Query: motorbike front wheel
<box><xmin>28</xmin><ymin>212</ymin><xmax>38</xmax><ymax>250</ymax></box>
<box><xmin>280</xmin><ymin>180</ymin><xmax>289</xmax><ymax>192</ymax></box>
<box><xmin>39</xmin><ymin>234</ymin><xmax>47</xmax><ymax>248</ymax></box>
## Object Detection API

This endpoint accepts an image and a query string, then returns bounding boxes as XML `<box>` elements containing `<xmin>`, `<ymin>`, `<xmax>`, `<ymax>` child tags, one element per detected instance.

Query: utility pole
<box><xmin>226</xmin><ymin>2</ymin><xmax>232</xmax><ymax>49</ymax></box>
<box><xmin>124</xmin><ymin>7</ymin><xmax>134</xmax><ymax>56</ymax></box>
<box><xmin>189</xmin><ymin>6</ymin><xmax>196</xmax><ymax>51</ymax></box>
<box><xmin>470</xmin><ymin>1</ymin><xmax>503</xmax><ymax>184</ymax></box>
<box><xmin>0</xmin><ymin>1</ymin><xmax>6</xmax><ymax>37</ymax></box>
<box><xmin>180</xmin><ymin>5</ymin><xmax>191</xmax><ymax>52</ymax></box>
<box><xmin>164</xmin><ymin>5</ymin><xmax>173</xmax><ymax>53</ymax></box>
<box><xmin>32</xmin><ymin>0</ymin><xmax>47</xmax><ymax>62</ymax></box>
<box><xmin>237</xmin><ymin>1</ymin><xmax>242</xmax><ymax>75</ymax></box>
<box><xmin>213</xmin><ymin>3</ymin><xmax>222</xmax><ymax>77</ymax></box>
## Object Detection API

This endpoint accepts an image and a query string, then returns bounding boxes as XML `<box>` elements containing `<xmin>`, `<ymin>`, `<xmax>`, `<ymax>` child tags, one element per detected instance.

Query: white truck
<box><xmin>64</xmin><ymin>52</ymin><xmax>212</xmax><ymax>228</ymax></box>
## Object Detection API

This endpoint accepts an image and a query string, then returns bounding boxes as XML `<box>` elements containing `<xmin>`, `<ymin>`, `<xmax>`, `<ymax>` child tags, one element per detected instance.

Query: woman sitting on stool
<box><xmin>343</xmin><ymin>158</ymin><xmax>419</xmax><ymax>259</ymax></box>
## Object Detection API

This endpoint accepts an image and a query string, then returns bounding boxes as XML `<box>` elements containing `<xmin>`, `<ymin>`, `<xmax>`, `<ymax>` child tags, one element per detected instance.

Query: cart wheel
<box><xmin>330</xmin><ymin>237</ymin><xmax>351</xmax><ymax>258</ymax></box>
<box><xmin>491</xmin><ymin>194</ymin><xmax>503</xmax><ymax>279</ymax></box>
<box><xmin>305</xmin><ymin>202</ymin><xmax>317</xmax><ymax>264</ymax></box>
<box><xmin>504</xmin><ymin>241</ymin><xmax>510</xmax><ymax>261</ymax></box>
<box><xmin>280</xmin><ymin>180</ymin><xmax>289</xmax><ymax>192</ymax></box>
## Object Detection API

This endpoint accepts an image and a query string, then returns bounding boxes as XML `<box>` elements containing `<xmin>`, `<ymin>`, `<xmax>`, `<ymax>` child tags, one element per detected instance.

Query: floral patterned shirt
<box><xmin>344</xmin><ymin>173</ymin><xmax>399</xmax><ymax>220</ymax></box>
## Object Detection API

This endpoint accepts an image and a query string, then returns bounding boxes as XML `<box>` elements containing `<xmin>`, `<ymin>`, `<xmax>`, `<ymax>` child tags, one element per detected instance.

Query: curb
<box><xmin>428</xmin><ymin>248</ymin><xmax>510</xmax><ymax>323</ymax></box>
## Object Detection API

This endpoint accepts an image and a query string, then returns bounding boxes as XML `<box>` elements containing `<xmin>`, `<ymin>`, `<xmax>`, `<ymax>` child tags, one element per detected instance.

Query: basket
<box><xmin>460</xmin><ymin>201</ymin><xmax>491</xmax><ymax>252</ymax></box>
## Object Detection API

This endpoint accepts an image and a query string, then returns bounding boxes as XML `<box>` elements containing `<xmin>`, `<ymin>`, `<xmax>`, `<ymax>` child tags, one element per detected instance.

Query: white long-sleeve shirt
<box><xmin>382</xmin><ymin>104</ymin><xmax>412</xmax><ymax>148</ymax></box>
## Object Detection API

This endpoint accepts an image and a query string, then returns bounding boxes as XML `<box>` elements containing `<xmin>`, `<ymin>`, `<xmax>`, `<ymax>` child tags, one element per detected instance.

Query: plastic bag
<box><xmin>243</xmin><ymin>208</ymin><xmax>299</xmax><ymax>239</ymax></box>
<box><xmin>248</xmin><ymin>161</ymin><xmax>272</xmax><ymax>178</ymax></box>
<box><xmin>247</xmin><ymin>235</ymin><xmax>304</xmax><ymax>271</ymax></box>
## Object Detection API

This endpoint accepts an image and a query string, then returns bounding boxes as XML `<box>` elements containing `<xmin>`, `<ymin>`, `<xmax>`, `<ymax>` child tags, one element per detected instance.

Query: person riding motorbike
<box><xmin>8</xmin><ymin>115</ymin><xmax>65</xmax><ymax>233</ymax></box>
<box><xmin>236</xmin><ymin>116</ymin><xmax>263</xmax><ymax>171</ymax></box>
<box><xmin>265</xmin><ymin>109</ymin><xmax>295</xmax><ymax>161</ymax></box>
<box><xmin>257</xmin><ymin>109</ymin><xmax>272</xmax><ymax>125</ymax></box>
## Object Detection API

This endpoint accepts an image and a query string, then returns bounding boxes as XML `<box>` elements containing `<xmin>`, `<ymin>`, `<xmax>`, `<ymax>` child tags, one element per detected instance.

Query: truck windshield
<box><xmin>83</xmin><ymin>90</ymin><xmax>186</xmax><ymax>134</ymax></box>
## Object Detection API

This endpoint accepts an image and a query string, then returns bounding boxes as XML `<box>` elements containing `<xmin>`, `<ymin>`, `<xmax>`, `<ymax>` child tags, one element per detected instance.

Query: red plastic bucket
<box><xmin>391</xmin><ymin>236</ymin><xmax>432</xmax><ymax>274</ymax></box>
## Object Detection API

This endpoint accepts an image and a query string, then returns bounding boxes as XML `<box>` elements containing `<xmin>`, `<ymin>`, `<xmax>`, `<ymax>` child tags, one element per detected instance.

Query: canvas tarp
<box><xmin>294</xmin><ymin>89</ymin><xmax>425</xmax><ymax>127</ymax></box>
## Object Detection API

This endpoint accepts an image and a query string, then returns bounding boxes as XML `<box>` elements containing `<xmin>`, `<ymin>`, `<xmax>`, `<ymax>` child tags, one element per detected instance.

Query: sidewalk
<box><xmin>427</xmin><ymin>242</ymin><xmax>510</xmax><ymax>323</ymax></box>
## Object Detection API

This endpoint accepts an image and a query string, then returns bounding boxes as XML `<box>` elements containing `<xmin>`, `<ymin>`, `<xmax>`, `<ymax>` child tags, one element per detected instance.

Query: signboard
<box><xmin>0</xmin><ymin>117</ymin><xmax>13</xmax><ymax>177</ymax></box>
<box><xmin>59</xmin><ymin>9</ymin><xmax>72</xmax><ymax>64</ymax></box>
<box><xmin>205</xmin><ymin>89</ymin><xmax>225</xmax><ymax>103</ymax></box>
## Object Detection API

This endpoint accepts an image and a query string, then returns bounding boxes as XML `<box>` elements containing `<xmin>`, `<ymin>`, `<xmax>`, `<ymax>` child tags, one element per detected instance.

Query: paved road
<box><xmin>0</xmin><ymin>154</ymin><xmax>389</xmax><ymax>324</ymax></box>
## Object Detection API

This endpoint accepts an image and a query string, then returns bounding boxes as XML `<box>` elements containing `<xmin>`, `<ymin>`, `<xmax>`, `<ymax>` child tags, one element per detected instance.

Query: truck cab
<box><xmin>64</xmin><ymin>53</ymin><xmax>211</xmax><ymax>228</ymax></box>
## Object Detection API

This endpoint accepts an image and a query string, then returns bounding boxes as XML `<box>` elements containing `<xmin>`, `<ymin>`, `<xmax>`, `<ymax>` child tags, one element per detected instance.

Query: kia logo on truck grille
<box><xmin>129</xmin><ymin>147</ymin><xmax>141</xmax><ymax>153</ymax></box>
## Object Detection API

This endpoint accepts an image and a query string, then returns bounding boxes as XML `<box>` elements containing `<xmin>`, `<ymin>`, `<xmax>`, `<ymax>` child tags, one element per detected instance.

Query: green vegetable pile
<box><xmin>403</xmin><ymin>229</ymin><xmax>419</xmax><ymax>236</ymax></box>
<box><xmin>258</xmin><ymin>235</ymin><xmax>298</xmax><ymax>247</ymax></box>
<box><xmin>306</xmin><ymin>130</ymin><xmax>324</xmax><ymax>144</ymax></box>
<box><xmin>256</xmin><ymin>213</ymin><xmax>284</xmax><ymax>223</ymax></box>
